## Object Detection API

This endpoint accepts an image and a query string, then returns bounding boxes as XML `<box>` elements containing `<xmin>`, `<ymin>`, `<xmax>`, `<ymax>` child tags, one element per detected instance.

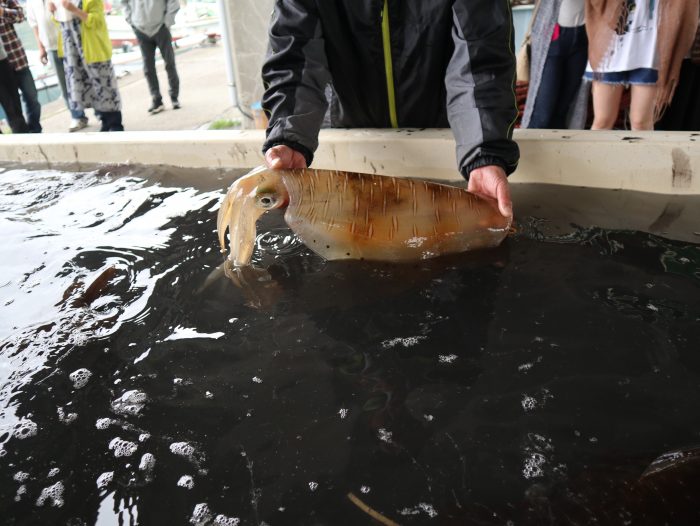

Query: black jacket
<box><xmin>262</xmin><ymin>0</ymin><xmax>520</xmax><ymax>178</ymax></box>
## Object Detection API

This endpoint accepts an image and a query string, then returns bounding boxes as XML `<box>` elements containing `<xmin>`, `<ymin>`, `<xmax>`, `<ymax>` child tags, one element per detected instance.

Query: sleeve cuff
<box><xmin>463</xmin><ymin>156</ymin><xmax>518</xmax><ymax>179</ymax></box>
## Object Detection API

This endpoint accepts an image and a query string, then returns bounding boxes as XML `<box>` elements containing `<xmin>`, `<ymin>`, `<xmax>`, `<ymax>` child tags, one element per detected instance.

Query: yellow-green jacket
<box><xmin>82</xmin><ymin>0</ymin><xmax>112</xmax><ymax>64</ymax></box>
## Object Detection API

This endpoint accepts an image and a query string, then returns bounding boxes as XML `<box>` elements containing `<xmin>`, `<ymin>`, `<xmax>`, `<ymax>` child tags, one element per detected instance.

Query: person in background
<box><xmin>0</xmin><ymin>32</ymin><xmax>29</xmax><ymax>133</ymax></box>
<box><xmin>585</xmin><ymin>0</ymin><xmax>698</xmax><ymax>130</ymax></box>
<box><xmin>54</xmin><ymin>0</ymin><xmax>124</xmax><ymax>131</ymax></box>
<box><xmin>523</xmin><ymin>0</ymin><xmax>590</xmax><ymax>129</ymax></box>
<box><xmin>121</xmin><ymin>0</ymin><xmax>180</xmax><ymax>114</ymax></box>
<box><xmin>261</xmin><ymin>0</ymin><xmax>519</xmax><ymax>219</ymax></box>
<box><xmin>655</xmin><ymin>10</ymin><xmax>700</xmax><ymax>131</ymax></box>
<box><xmin>0</xmin><ymin>0</ymin><xmax>43</xmax><ymax>133</ymax></box>
<box><xmin>26</xmin><ymin>0</ymin><xmax>89</xmax><ymax>132</ymax></box>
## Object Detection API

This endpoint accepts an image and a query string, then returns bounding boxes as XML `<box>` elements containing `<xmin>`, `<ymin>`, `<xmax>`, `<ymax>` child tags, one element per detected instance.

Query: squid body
<box><xmin>217</xmin><ymin>166</ymin><xmax>511</xmax><ymax>266</ymax></box>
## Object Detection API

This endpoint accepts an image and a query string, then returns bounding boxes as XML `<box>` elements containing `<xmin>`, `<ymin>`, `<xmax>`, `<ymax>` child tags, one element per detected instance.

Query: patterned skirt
<box><xmin>61</xmin><ymin>19</ymin><xmax>121</xmax><ymax>113</ymax></box>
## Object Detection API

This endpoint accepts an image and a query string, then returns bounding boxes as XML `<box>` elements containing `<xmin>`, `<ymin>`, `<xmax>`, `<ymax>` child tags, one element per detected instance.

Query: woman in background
<box><xmin>54</xmin><ymin>0</ymin><xmax>123</xmax><ymax>131</ymax></box>
<box><xmin>524</xmin><ymin>0</ymin><xmax>590</xmax><ymax>129</ymax></box>
<box><xmin>585</xmin><ymin>0</ymin><xmax>698</xmax><ymax>130</ymax></box>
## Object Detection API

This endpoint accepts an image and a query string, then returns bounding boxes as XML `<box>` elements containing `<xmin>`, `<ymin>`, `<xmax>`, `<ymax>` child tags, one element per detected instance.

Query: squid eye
<box><xmin>257</xmin><ymin>194</ymin><xmax>278</xmax><ymax>209</ymax></box>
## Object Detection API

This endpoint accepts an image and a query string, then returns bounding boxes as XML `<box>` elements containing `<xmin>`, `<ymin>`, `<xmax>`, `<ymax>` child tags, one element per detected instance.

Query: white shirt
<box><xmin>26</xmin><ymin>0</ymin><xmax>59</xmax><ymax>51</ymax></box>
<box><xmin>52</xmin><ymin>0</ymin><xmax>78</xmax><ymax>23</ymax></box>
<box><xmin>588</xmin><ymin>0</ymin><xmax>659</xmax><ymax>73</ymax></box>
<box><xmin>558</xmin><ymin>0</ymin><xmax>585</xmax><ymax>28</ymax></box>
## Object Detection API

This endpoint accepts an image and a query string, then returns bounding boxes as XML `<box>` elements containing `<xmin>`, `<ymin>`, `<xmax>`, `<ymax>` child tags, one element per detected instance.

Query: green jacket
<box><xmin>82</xmin><ymin>0</ymin><xmax>112</xmax><ymax>64</ymax></box>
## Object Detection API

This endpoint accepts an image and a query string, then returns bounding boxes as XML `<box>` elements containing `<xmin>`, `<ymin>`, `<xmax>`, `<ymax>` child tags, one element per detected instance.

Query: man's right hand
<box><xmin>264</xmin><ymin>145</ymin><xmax>307</xmax><ymax>170</ymax></box>
<box><xmin>39</xmin><ymin>44</ymin><xmax>48</xmax><ymax>65</ymax></box>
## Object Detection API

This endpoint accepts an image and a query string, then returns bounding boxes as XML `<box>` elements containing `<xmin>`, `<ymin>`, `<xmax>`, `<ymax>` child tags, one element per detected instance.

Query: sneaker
<box><xmin>69</xmin><ymin>118</ymin><xmax>88</xmax><ymax>132</ymax></box>
<box><xmin>148</xmin><ymin>102</ymin><xmax>165</xmax><ymax>114</ymax></box>
<box><xmin>172</xmin><ymin>100</ymin><xmax>181</xmax><ymax>110</ymax></box>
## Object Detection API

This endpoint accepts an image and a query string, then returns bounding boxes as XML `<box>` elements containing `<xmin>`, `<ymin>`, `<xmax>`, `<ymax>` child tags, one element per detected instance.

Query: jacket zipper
<box><xmin>381</xmin><ymin>0</ymin><xmax>398</xmax><ymax>128</ymax></box>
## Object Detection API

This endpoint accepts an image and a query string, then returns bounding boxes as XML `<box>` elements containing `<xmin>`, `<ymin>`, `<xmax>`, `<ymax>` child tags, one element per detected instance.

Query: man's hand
<box><xmin>264</xmin><ymin>145</ymin><xmax>307</xmax><ymax>170</ymax></box>
<box><xmin>38</xmin><ymin>44</ymin><xmax>48</xmax><ymax>65</ymax></box>
<box><xmin>47</xmin><ymin>1</ymin><xmax>56</xmax><ymax>13</ymax></box>
<box><xmin>468</xmin><ymin>165</ymin><xmax>513</xmax><ymax>219</ymax></box>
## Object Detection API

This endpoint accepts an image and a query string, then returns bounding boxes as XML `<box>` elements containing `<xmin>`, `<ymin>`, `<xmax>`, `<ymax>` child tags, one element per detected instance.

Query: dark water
<box><xmin>1</xmin><ymin>165</ymin><xmax>700</xmax><ymax>526</ymax></box>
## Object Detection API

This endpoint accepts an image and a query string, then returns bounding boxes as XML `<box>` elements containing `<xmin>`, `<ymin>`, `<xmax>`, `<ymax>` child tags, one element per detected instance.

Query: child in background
<box><xmin>54</xmin><ymin>0</ymin><xmax>124</xmax><ymax>131</ymax></box>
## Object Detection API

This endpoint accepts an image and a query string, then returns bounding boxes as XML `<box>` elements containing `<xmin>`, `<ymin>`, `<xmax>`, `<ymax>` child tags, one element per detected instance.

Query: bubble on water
<box><xmin>108</xmin><ymin>437</ymin><xmax>138</xmax><ymax>457</ymax></box>
<box><xmin>338</xmin><ymin>408</ymin><xmax>348</xmax><ymax>419</ymax></box>
<box><xmin>14</xmin><ymin>471</ymin><xmax>29</xmax><ymax>482</ymax></box>
<box><xmin>139</xmin><ymin>453</ymin><xmax>156</xmax><ymax>472</ymax></box>
<box><xmin>139</xmin><ymin>433</ymin><xmax>150</xmax><ymax>443</ymax></box>
<box><xmin>308</xmin><ymin>481</ymin><xmax>318</xmax><ymax>491</ymax></box>
<box><xmin>48</xmin><ymin>468</ymin><xmax>60</xmax><ymax>478</ymax></box>
<box><xmin>419</xmin><ymin>503</ymin><xmax>438</xmax><ymax>518</ymax></box>
<box><xmin>36</xmin><ymin>481</ymin><xmax>65</xmax><ymax>507</ymax></box>
<box><xmin>13</xmin><ymin>419</ymin><xmax>38</xmax><ymax>440</ymax></box>
<box><xmin>177</xmin><ymin>475</ymin><xmax>194</xmax><ymax>489</ymax></box>
<box><xmin>438</xmin><ymin>354</ymin><xmax>458</xmax><ymax>364</ymax></box>
<box><xmin>0</xmin><ymin>447</ymin><xmax>6</xmax><ymax>457</ymax></box>
<box><xmin>69</xmin><ymin>368</ymin><xmax>92</xmax><ymax>389</ymax></box>
<box><xmin>57</xmin><ymin>407</ymin><xmax>78</xmax><ymax>425</ymax></box>
<box><xmin>96</xmin><ymin>418</ymin><xmax>113</xmax><ymax>430</ymax></box>
<box><xmin>378</xmin><ymin>428</ymin><xmax>393</xmax><ymax>443</ymax></box>
<box><xmin>400</xmin><ymin>503</ymin><xmax>438</xmax><ymax>518</ymax></box>
<box><xmin>14</xmin><ymin>484</ymin><xmax>27</xmax><ymax>502</ymax></box>
<box><xmin>518</xmin><ymin>362</ymin><xmax>533</xmax><ymax>372</ymax></box>
<box><xmin>523</xmin><ymin>453</ymin><xmax>546</xmax><ymax>479</ymax></box>
<box><xmin>214</xmin><ymin>515</ymin><xmax>240</xmax><ymax>526</ymax></box>
<box><xmin>521</xmin><ymin>395</ymin><xmax>537</xmax><ymax>412</ymax></box>
<box><xmin>381</xmin><ymin>336</ymin><xmax>426</xmax><ymax>349</ymax></box>
<box><xmin>205</xmin><ymin>391</ymin><xmax>214</xmax><ymax>399</ymax></box>
<box><xmin>111</xmin><ymin>390</ymin><xmax>148</xmax><ymax>417</ymax></box>
<box><xmin>170</xmin><ymin>441</ymin><xmax>195</xmax><ymax>458</ymax></box>
<box><xmin>96</xmin><ymin>472</ymin><xmax>113</xmax><ymax>489</ymax></box>
<box><xmin>360</xmin><ymin>485</ymin><xmax>370</xmax><ymax>494</ymax></box>
<box><xmin>190</xmin><ymin>503</ymin><xmax>212</xmax><ymax>526</ymax></box>
<box><xmin>252</xmin><ymin>376</ymin><xmax>263</xmax><ymax>384</ymax></box>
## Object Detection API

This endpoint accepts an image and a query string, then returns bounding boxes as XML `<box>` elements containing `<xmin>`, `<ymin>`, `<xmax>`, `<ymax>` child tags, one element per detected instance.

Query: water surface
<box><xmin>1</xmin><ymin>165</ymin><xmax>699</xmax><ymax>525</ymax></box>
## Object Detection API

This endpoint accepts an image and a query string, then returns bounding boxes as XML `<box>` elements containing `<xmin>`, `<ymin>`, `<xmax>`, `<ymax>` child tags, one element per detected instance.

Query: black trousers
<box><xmin>133</xmin><ymin>24</ymin><xmax>180</xmax><ymax>105</ymax></box>
<box><xmin>0</xmin><ymin>59</ymin><xmax>29</xmax><ymax>133</ymax></box>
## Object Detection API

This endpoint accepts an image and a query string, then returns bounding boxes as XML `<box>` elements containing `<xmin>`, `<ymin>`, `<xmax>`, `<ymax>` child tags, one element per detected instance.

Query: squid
<box><xmin>217</xmin><ymin>166</ymin><xmax>511</xmax><ymax>266</ymax></box>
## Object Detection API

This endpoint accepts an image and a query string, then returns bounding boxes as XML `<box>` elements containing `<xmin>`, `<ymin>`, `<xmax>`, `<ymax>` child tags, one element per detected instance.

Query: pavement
<box><xmin>38</xmin><ymin>42</ymin><xmax>242</xmax><ymax>134</ymax></box>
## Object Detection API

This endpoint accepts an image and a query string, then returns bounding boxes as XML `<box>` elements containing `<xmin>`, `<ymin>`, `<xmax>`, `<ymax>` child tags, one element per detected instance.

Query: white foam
<box><xmin>177</xmin><ymin>475</ymin><xmax>194</xmax><ymax>489</ymax></box>
<box><xmin>381</xmin><ymin>336</ymin><xmax>426</xmax><ymax>349</ymax></box>
<box><xmin>214</xmin><ymin>515</ymin><xmax>240</xmax><ymax>526</ymax></box>
<box><xmin>13</xmin><ymin>419</ymin><xmax>38</xmax><ymax>440</ymax></box>
<box><xmin>95</xmin><ymin>418</ymin><xmax>113</xmax><ymax>430</ymax></box>
<box><xmin>57</xmin><ymin>407</ymin><xmax>78</xmax><ymax>425</ymax></box>
<box><xmin>170</xmin><ymin>441</ymin><xmax>195</xmax><ymax>458</ymax></box>
<box><xmin>378</xmin><ymin>428</ymin><xmax>393</xmax><ymax>443</ymax></box>
<box><xmin>108</xmin><ymin>437</ymin><xmax>138</xmax><ymax>457</ymax></box>
<box><xmin>48</xmin><ymin>468</ymin><xmax>60</xmax><ymax>478</ymax></box>
<box><xmin>360</xmin><ymin>485</ymin><xmax>371</xmax><ymax>494</ymax></box>
<box><xmin>111</xmin><ymin>390</ymin><xmax>148</xmax><ymax>417</ymax></box>
<box><xmin>190</xmin><ymin>503</ymin><xmax>212</xmax><ymax>526</ymax></box>
<box><xmin>523</xmin><ymin>453</ymin><xmax>546</xmax><ymax>479</ymax></box>
<box><xmin>252</xmin><ymin>376</ymin><xmax>263</xmax><ymax>384</ymax></box>
<box><xmin>13</xmin><ymin>471</ymin><xmax>29</xmax><ymax>482</ymax></box>
<box><xmin>36</xmin><ymin>481</ymin><xmax>65</xmax><ymax>507</ymax></box>
<box><xmin>521</xmin><ymin>395</ymin><xmax>537</xmax><ymax>412</ymax></box>
<box><xmin>139</xmin><ymin>453</ymin><xmax>156</xmax><ymax>472</ymax></box>
<box><xmin>15</xmin><ymin>484</ymin><xmax>27</xmax><ymax>502</ymax></box>
<box><xmin>308</xmin><ymin>481</ymin><xmax>318</xmax><ymax>491</ymax></box>
<box><xmin>139</xmin><ymin>433</ymin><xmax>150</xmax><ymax>443</ymax></box>
<box><xmin>96</xmin><ymin>472</ymin><xmax>113</xmax><ymax>489</ymax></box>
<box><xmin>338</xmin><ymin>408</ymin><xmax>348</xmax><ymax>419</ymax></box>
<box><xmin>438</xmin><ymin>354</ymin><xmax>458</xmax><ymax>364</ymax></box>
<box><xmin>205</xmin><ymin>391</ymin><xmax>214</xmax><ymax>399</ymax></box>
<box><xmin>69</xmin><ymin>368</ymin><xmax>92</xmax><ymax>389</ymax></box>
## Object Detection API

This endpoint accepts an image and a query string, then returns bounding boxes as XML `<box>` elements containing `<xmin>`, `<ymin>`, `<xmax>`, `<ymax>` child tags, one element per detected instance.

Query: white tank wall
<box><xmin>1</xmin><ymin>129</ymin><xmax>698</xmax><ymax>195</ymax></box>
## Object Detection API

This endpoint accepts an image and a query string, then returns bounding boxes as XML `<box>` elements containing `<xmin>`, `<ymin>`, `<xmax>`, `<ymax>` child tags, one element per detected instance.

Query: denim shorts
<box><xmin>584</xmin><ymin>68</ymin><xmax>658</xmax><ymax>86</ymax></box>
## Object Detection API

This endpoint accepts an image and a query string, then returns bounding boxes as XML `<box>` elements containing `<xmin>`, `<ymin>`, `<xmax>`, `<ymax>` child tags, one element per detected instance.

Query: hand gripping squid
<box><xmin>217</xmin><ymin>166</ymin><xmax>511</xmax><ymax>266</ymax></box>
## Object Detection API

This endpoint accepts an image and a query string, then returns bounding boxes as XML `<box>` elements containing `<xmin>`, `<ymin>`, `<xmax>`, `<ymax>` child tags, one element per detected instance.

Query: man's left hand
<box><xmin>468</xmin><ymin>165</ymin><xmax>513</xmax><ymax>219</ymax></box>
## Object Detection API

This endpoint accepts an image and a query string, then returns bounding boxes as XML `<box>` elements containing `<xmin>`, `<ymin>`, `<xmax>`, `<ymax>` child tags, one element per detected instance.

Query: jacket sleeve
<box><xmin>446</xmin><ymin>0</ymin><xmax>520</xmax><ymax>177</ymax></box>
<box><xmin>165</xmin><ymin>0</ymin><xmax>179</xmax><ymax>28</ymax></box>
<box><xmin>261</xmin><ymin>0</ymin><xmax>331</xmax><ymax>166</ymax></box>
<box><xmin>1</xmin><ymin>0</ymin><xmax>25</xmax><ymax>24</ymax></box>
<box><xmin>84</xmin><ymin>0</ymin><xmax>105</xmax><ymax>29</ymax></box>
